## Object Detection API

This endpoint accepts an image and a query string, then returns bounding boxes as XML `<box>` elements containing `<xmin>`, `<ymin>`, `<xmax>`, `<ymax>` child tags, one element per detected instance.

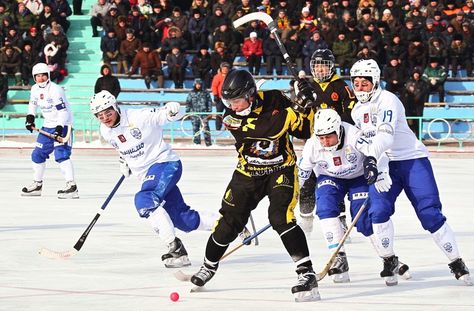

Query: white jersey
<box><xmin>299</xmin><ymin>122</ymin><xmax>365</xmax><ymax>182</ymax></box>
<box><xmin>351</xmin><ymin>89</ymin><xmax>428</xmax><ymax>161</ymax></box>
<box><xmin>28</xmin><ymin>81</ymin><xmax>73</xmax><ymax>128</ymax></box>
<box><xmin>100</xmin><ymin>108</ymin><xmax>180</xmax><ymax>181</ymax></box>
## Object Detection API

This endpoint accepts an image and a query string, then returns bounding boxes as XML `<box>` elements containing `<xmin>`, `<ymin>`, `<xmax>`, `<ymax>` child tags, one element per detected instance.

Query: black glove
<box><xmin>25</xmin><ymin>114</ymin><xmax>35</xmax><ymax>133</ymax></box>
<box><xmin>294</xmin><ymin>79</ymin><xmax>316</xmax><ymax>112</ymax></box>
<box><xmin>53</xmin><ymin>125</ymin><xmax>64</xmax><ymax>139</ymax></box>
<box><xmin>363</xmin><ymin>156</ymin><xmax>378</xmax><ymax>185</ymax></box>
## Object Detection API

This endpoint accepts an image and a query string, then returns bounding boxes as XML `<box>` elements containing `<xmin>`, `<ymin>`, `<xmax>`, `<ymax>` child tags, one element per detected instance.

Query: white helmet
<box><xmin>90</xmin><ymin>90</ymin><xmax>119</xmax><ymax>115</ymax></box>
<box><xmin>32</xmin><ymin>63</ymin><xmax>50</xmax><ymax>87</ymax></box>
<box><xmin>349</xmin><ymin>59</ymin><xmax>381</xmax><ymax>103</ymax></box>
<box><xmin>314</xmin><ymin>108</ymin><xmax>342</xmax><ymax>152</ymax></box>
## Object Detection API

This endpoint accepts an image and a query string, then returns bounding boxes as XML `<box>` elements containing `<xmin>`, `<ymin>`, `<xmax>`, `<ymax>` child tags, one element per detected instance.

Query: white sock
<box><xmin>372</xmin><ymin>219</ymin><xmax>395</xmax><ymax>258</ymax></box>
<box><xmin>431</xmin><ymin>222</ymin><xmax>460</xmax><ymax>262</ymax></box>
<box><xmin>33</xmin><ymin>162</ymin><xmax>46</xmax><ymax>181</ymax></box>
<box><xmin>148</xmin><ymin>205</ymin><xmax>175</xmax><ymax>245</ymax></box>
<box><xmin>59</xmin><ymin>159</ymin><xmax>75</xmax><ymax>182</ymax></box>
<box><xmin>320</xmin><ymin>217</ymin><xmax>345</xmax><ymax>252</ymax></box>
<box><xmin>197</xmin><ymin>210</ymin><xmax>219</xmax><ymax>231</ymax></box>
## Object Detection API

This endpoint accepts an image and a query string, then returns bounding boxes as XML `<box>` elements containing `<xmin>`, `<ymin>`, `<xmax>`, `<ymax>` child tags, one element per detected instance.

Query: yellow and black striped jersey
<box><xmin>223</xmin><ymin>90</ymin><xmax>314</xmax><ymax>177</ymax></box>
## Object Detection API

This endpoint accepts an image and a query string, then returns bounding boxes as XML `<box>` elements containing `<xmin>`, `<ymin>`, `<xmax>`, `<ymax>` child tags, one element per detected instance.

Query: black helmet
<box><xmin>310</xmin><ymin>49</ymin><xmax>335</xmax><ymax>82</ymax></box>
<box><xmin>221</xmin><ymin>69</ymin><xmax>256</xmax><ymax>104</ymax></box>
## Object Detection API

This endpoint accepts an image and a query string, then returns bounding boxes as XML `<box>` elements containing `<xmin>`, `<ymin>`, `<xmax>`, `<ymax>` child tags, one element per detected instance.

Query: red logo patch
<box><xmin>331</xmin><ymin>92</ymin><xmax>339</xmax><ymax>101</ymax></box>
<box><xmin>40</xmin><ymin>94</ymin><xmax>44</xmax><ymax>100</ymax></box>
<box><xmin>333</xmin><ymin>156</ymin><xmax>342</xmax><ymax>166</ymax></box>
<box><xmin>118</xmin><ymin>134</ymin><xmax>126</xmax><ymax>143</ymax></box>
<box><xmin>272</xmin><ymin>109</ymin><xmax>279</xmax><ymax>116</ymax></box>
<box><xmin>364</xmin><ymin>113</ymin><xmax>369</xmax><ymax>123</ymax></box>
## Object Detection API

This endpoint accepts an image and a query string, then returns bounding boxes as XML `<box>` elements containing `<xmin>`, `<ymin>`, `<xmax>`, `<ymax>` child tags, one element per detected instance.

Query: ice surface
<box><xmin>1</xmin><ymin>149</ymin><xmax>473</xmax><ymax>311</ymax></box>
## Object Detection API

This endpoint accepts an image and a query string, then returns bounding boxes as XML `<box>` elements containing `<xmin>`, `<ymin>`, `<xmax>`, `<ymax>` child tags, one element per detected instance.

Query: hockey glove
<box><xmin>294</xmin><ymin>79</ymin><xmax>317</xmax><ymax>112</ymax></box>
<box><xmin>119</xmin><ymin>157</ymin><xmax>131</xmax><ymax>177</ymax></box>
<box><xmin>374</xmin><ymin>171</ymin><xmax>392</xmax><ymax>193</ymax></box>
<box><xmin>25</xmin><ymin>114</ymin><xmax>35</xmax><ymax>133</ymax></box>
<box><xmin>363</xmin><ymin>156</ymin><xmax>378</xmax><ymax>185</ymax></box>
<box><xmin>165</xmin><ymin>101</ymin><xmax>181</xmax><ymax>121</ymax></box>
<box><xmin>53</xmin><ymin>125</ymin><xmax>64</xmax><ymax>140</ymax></box>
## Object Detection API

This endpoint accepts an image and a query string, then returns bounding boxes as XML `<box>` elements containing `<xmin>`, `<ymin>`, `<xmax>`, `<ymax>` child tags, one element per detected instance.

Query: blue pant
<box><xmin>32</xmin><ymin>126</ymin><xmax>72</xmax><ymax>164</ymax></box>
<box><xmin>134</xmin><ymin>160</ymin><xmax>200</xmax><ymax>232</ymax></box>
<box><xmin>316</xmin><ymin>175</ymin><xmax>372</xmax><ymax>236</ymax></box>
<box><xmin>368</xmin><ymin>157</ymin><xmax>446</xmax><ymax>233</ymax></box>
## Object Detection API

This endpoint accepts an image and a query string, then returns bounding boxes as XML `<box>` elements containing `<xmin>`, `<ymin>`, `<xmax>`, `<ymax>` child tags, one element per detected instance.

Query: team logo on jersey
<box><xmin>249</xmin><ymin>140</ymin><xmax>279</xmax><ymax>158</ymax></box>
<box><xmin>443</xmin><ymin>242</ymin><xmax>453</xmax><ymax>253</ymax></box>
<box><xmin>333</xmin><ymin>156</ymin><xmax>342</xmax><ymax>166</ymax></box>
<box><xmin>331</xmin><ymin>92</ymin><xmax>339</xmax><ymax>101</ymax></box>
<box><xmin>40</xmin><ymin>93</ymin><xmax>44</xmax><ymax>100</ymax></box>
<box><xmin>345</xmin><ymin>147</ymin><xmax>357</xmax><ymax>163</ymax></box>
<box><xmin>371</xmin><ymin>113</ymin><xmax>378</xmax><ymax>126</ymax></box>
<box><xmin>381</xmin><ymin>238</ymin><xmax>390</xmax><ymax>248</ymax></box>
<box><xmin>117</xmin><ymin>134</ymin><xmax>126</xmax><ymax>143</ymax></box>
<box><xmin>316</xmin><ymin>160</ymin><xmax>328</xmax><ymax>169</ymax></box>
<box><xmin>110</xmin><ymin>140</ymin><xmax>119</xmax><ymax>149</ymax></box>
<box><xmin>363</xmin><ymin>113</ymin><xmax>369</xmax><ymax>123</ymax></box>
<box><xmin>130</xmin><ymin>127</ymin><xmax>142</xmax><ymax>140</ymax></box>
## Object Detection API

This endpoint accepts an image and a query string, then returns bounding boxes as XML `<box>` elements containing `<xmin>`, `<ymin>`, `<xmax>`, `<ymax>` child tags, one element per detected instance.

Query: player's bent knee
<box><xmin>54</xmin><ymin>146</ymin><xmax>71</xmax><ymax>163</ymax></box>
<box><xmin>32</xmin><ymin>149</ymin><xmax>48</xmax><ymax>163</ymax></box>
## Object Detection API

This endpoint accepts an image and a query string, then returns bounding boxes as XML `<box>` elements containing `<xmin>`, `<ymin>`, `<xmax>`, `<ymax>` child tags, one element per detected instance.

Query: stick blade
<box><xmin>174</xmin><ymin>270</ymin><xmax>192</xmax><ymax>282</ymax></box>
<box><xmin>233</xmin><ymin>12</ymin><xmax>273</xmax><ymax>28</ymax></box>
<box><xmin>38</xmin><ymin>247</ymin><xmax>77</xmax><ymax>260</ymax></box>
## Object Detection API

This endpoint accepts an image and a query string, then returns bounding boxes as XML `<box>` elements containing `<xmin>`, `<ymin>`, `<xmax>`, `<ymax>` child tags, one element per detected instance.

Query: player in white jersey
<box><xmin>22</xmin><ymin>63</ymin><xmax>78</xmax><ymax>199</ymax></box>
<box><xmin>299</xmin><ymin>109</ymin><xmax>411</xmax><ymax>283</ymax></box>
<box><xmin>349</xmin><ymin>59</ymin><xmax>472</xmax><ymax>286</ymax></box>
<box><xmin>90</xmin><ymin>90</ymin><xmax>218</xmax><ymax>268</ymax></box>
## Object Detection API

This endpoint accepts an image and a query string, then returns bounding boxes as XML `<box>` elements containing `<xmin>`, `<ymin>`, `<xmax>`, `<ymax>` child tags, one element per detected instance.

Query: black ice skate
<box><xmin>21</xmin><ymin>181</ymin><xmax>43</xmax><ymax>196</ymax></box>
<box><xmin>161</xmin><ymin>237</ymin><xmax>191</xmax><ymax>268</ymax></box>
<box><xmin>380</xmin><ymin>255</ymin><xmax>399</xmax><ymax>286</ymax></box>
<box><xmin>448</xmin><ymin>258</ymin><xmax>473</xmax><ymax>286</ymax></box>
<box><xmin>291</xmin><ymin>266</ymin><xmax>320</xmax><ymax>302</ymax></box>
<box><xmin>328</xmin><ymin>252</ymin><xmax>350</xmax><ymax>283</ymax></box>
<box><xmin>191</xmin><ymin>262</ymin><xmax>218</xmax><ymax>287</ymax></box>
<box><xmin>57</xmin><ymin>181</ymin><xmax>79</xmax><ymax>199</ymax></box>
<box><xmin>398</xmin><ymin>260</ymin><xmax>411</xmax><ymax>280</ymax></box>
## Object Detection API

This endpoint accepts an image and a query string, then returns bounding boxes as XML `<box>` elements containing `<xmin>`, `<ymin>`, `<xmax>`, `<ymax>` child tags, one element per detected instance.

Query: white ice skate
<box><xmin>57</xmin><ymin>181</ymin><xmax>79</xmax><ymax>199</ymax></box>
<box><xmin>21</xmin><ymin>181</ymin><xmax>43</xmax><ymax>196</ymax></box>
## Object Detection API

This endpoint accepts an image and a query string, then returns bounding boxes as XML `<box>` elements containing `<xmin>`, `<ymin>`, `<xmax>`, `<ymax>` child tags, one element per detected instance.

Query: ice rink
<box><xmin>1</xmin><ymin>147</ymin><xmax>473</xmax><ymax>311</ymax></box>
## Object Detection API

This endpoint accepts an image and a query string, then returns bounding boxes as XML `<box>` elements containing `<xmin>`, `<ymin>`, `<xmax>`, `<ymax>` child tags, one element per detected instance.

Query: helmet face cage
<box><xmin>310</xmin><ymin>49</ymin><xmax>335</xmax><ymax>82</ymax></box>
<box><xmin>314</xmin><ymin>109</ymin><xmax>342</xmax><ymax>152</ymax></box>
<box><xmin>90</xmin><ymin>90</ymin><xmax>119</xmax><ymax>116</ymax></box>
<box><xmin>349</xmin><ymin>59</ymin><xmax>381</xmax><ymax>103</ymax></box>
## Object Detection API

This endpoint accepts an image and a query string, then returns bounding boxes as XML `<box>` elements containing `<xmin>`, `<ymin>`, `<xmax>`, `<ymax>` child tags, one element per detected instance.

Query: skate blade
<box><xmin>58</xmin><ymin>192</ymin><xmax>79</xmax><ymax>199</ymax></box>
<box><xmin>294</xmin><ymin>288</ymin><xmax>321</xmax><ymax>302</ymax></box>
<box><xmin>164</xmin><ymin>255</ymin><xmax>191</xmax><ymax>268</ymax></box>
<box><xmin>384</xmin><ymin>276</ymin><xmax>398</xmax><ymax>286</ymax></box>
<box><xmin>332</xmin><ymin>272</ymin><xmax>350</xmax><ymax>283</ymax></box>
<box><xmin>21</xmin><ymin>192</ymin><xmax>41</xmax><ymax>197</ymax></box>
<box><xmin>460</xmin><ymin>274</ymin><xmax>473</xmax><ymax>286</ymax></box>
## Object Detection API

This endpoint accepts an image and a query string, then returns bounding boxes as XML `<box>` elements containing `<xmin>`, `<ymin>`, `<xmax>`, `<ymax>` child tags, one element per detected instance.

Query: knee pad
<box><xmin>32</xmin><ymin>148</ymin><xmax>49</xmax><ymax>164</ymax></box>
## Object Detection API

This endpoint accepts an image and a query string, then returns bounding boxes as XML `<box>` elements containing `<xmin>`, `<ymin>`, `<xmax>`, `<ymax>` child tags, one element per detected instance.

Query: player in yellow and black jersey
<box><xmin>190</xmin><ymin>69</ymin><xmax>321</xmax><ymax>301</ymax></box>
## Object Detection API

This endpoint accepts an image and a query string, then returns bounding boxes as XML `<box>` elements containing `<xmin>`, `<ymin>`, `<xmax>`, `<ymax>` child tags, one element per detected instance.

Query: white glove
<box><xmin>374</xmin><ymin>171</ymin><xmax>392</xmax><ymax>193</ymax></box>
<box><xmin>165</xmin><ymin>101</ymin><xmax>181</xmax><ymax>121</ymax></box>
<box><xmin>119</xmin><ymin>157</ymin><xmax>131</xmax><ymax>178</ymax></box>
